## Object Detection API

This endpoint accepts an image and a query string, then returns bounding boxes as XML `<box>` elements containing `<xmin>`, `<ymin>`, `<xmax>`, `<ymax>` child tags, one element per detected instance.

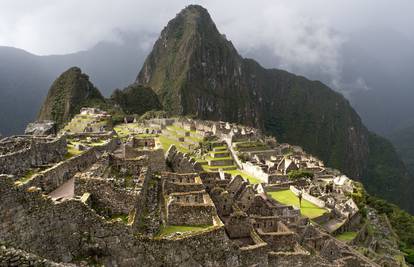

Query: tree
<box><xmin>288</xmin><ymin>169</ymin><xmax>314</xmax><ymax>180</ymax></box>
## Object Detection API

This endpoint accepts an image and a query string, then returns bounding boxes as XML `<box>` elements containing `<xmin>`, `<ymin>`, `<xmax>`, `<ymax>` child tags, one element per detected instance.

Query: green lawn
<box><xmin>157</xmin><ymin>225</ymin><xmax>210</xmax><ymax>237</ymax></box>
<box><xmin>226</xmin><ymin>170</ymin><xmax>262</xmax><ymax>184</ymax></box>
<box><xmin>268</xmin><ymin>189</ymin><xmax>327</xmax><ymax>219</ymax></box>
<box><xmin>158</xmin><ymin>135</ymin><xmax>190</xmax><ymax>153</ymax></box>
<box><xmin>65</xmin><ymin>144</ymin><xmax>83</xmax><ymax>159</ymax></box>
<box><xmin>335</xmin><ymin>231</ymin><xmax>357</xmax><ymax>242</ymax></box>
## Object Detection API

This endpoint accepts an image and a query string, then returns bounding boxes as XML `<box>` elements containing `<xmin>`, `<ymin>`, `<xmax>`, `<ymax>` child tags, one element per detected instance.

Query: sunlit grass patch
<box><xmin>268</xmin><ymin>189</ymin><xmax>327</xmax><ymax>219</ymax></box>
<box><xmin>157</xmin><ymin>225</ymin><xmax>211</xmax><ymax>237</ymax></box>
<box><xmin>335</xmin><ymin>231</ymin><xmax>357</xmax><ymax>242</ymax></box>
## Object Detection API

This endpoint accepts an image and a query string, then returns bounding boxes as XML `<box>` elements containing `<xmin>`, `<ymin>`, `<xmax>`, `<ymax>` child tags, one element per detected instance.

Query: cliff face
<box><xmin>38</xmin><ymin>67</ymin><xmax>105</xmax><ymax>128</ymax></box>
<box><xmin>137</xmin><ymin>5</ymin><xmax>414</xmax><ymax>212</ymax></box>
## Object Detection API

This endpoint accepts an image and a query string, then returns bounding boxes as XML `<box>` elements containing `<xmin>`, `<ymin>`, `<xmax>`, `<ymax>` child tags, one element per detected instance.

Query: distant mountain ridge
<box><xmin>0</xmin><ymin>35</ymin><xmax>150</xmax><ymax>136</ymax></box>
<box><xmin>137</xmin><ymin>5</ymin><xmax>414</xmax><ymax>213</ymax></box>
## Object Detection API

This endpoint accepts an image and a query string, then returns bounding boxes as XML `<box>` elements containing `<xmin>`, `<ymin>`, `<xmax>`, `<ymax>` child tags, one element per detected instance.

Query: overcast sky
<box><xmin>1</xmin><ymin>0</ymin><xmax>413</xmax><ymax>92</ymax></box>
<box><xmin>1</xmin><ymin>0</ymin><xmax>413</xmax><ymax>55</ymax></box>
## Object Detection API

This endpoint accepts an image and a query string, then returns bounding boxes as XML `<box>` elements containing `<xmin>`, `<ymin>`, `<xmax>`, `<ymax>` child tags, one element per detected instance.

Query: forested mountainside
<box><xmin>136</xmin><ymin>5</ymin><xmax>414</xmax><ymax>213</ymax></box>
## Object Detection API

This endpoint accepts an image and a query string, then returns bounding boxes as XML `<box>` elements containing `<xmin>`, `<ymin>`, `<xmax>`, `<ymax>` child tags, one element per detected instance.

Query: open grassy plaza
<box><xmin>268</xmin><ymin>189</ymin><xmax>327</xmax><ymax>219</ymax></box>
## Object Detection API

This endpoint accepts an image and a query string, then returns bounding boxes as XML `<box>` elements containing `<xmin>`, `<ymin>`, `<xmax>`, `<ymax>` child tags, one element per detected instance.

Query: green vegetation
<box><xmin>111</xmin><ymin>84</ymin><xmax>161</xmax><ymax>115</ymax></box>
<box><xmin>158</xmin><ymin>135</ymin><xmax>190</xmax><ymax>153</ymax></box>
<box><xmin>351</xmin><ymin>185</ymin><xmax>414</xmax><ymax>265</ymax></box>
<box><xmin>225</xmin><ymin>170</ymin><xmax>262</xmax><ymax>184</ymax></box>
<box><xmin>234</xmin><ymin>141</ymin><xmax>269</xmax><ymax>151</ymax></box>
<box><xmin>336</xmin><ymin>231</ymin><xmax>357</xmax><ymax>242</ymax></box>
<box><xmin>65</xmin><ymin>144</ymin><xmax>82</xmax><ymax>159</ymax></box>
<box><xmin>366</xmin><ymin>196</ymin><xmax>414</xmax><ymax>264</ymax></box>
<box><xmin>37</xmin><ymin>67</ymin><xmax>106</xmax><ymax>129</ymax></box>
<box><xmin>268</xmin><ymin>190</ymin><xmax>327</xmax><ymax>219</ymax></box>
<box><xmin>365</xmin><ymin>133</ymin><xmax>414</xmax><ymax>212</ymax></box>
<box><xmin>157</xmin><ymin>224</ymin><xmax>211</xmax><ymax>237</ymax></box>
<box><xmin>109</xmin><ymin>214</ymin><xmax>129</xmax><ymax>224</ymax></box>
<box><xmin>288</xmin><ymin>169</ymin><xmax>314</xmax><ymax>180</ymax></box>
<box><xmin>389</xmin><ymin>124</ymin><xmax>414</xmax><ymax>176</ymax></box>
<box><xmin>17</xmin><ymin>170</ymin><xmax>37</xmax><ymax>184</ymax></box>
<box><xmin>139</xmin><ymin>110</ymin><xmax>168</xmax><ymax>120</ymax></box>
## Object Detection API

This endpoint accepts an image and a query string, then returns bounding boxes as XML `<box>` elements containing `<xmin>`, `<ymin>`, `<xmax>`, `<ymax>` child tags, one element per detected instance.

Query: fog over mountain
<box><xmin>1</xmin><ymin>0</ymin><xmax>414</xmax><ymax>136</ymax></box>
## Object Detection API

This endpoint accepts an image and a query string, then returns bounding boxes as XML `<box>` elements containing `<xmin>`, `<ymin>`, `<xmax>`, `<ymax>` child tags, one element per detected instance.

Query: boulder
<box><xmin>24</xmin><ymin>121</ymin><xmax>56</xmax><ymax>136</ymax></box>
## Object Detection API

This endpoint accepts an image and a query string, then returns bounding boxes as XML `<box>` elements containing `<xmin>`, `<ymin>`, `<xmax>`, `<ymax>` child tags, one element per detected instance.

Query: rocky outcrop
<box><xmin>37</xmin><ymin>67</ymin><xmax>106</xmax><ymax>129</ymax></box>
<box><xmin>137</xmin><ymin>5</ymin><xmax>414</xmax><ymax>213</ymax></box>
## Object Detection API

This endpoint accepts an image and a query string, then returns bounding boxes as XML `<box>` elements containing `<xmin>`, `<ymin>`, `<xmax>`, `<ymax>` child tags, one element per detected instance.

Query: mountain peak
<box><xmin>37</xmin><ymin>66</ymin><xmax>105</xmax><ymax>128</ymax></box>
<box><xmin>136</xmin><ymin>5</ymin><xmax>239</xmax><ymax>113</ymax></box>
<box><xmin>136</xmin><ymin>5</ymin><xmax>414</xmax><ymax>213</ymax></box>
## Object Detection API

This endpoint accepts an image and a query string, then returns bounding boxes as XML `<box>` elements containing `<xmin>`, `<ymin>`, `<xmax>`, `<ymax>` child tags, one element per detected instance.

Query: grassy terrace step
<box><xmin>209</xmin><ymin>151</ymin><xmax>231</xmax><ymax>158</ymax></box>
<box><xmin>202</xmin><ymin>165</ymin><xmax>238</xmax><ymax>172</ymax></box>
<box><xmin>225</xmin><ymin>170</ymin><xmax>262</xmax><ymax>184</ymax></box>
<box><xmin>158</xmin><ymin>135</ymin><xmax>190</xmax><ymax>153</ymax></box>
<box><xmin>335</xmin><ymin>231</ymin><xmax>357</xmax><ymax>242</ymax></box>
<box><xmin>165</xmin><ymin>128</ymin><xmax>203</xmax><ymax>144</ymax></box>
<box><xmin>157</xmin><ymin>224</ymin><xmax>212</xmax><ymax>237</ymax></box>
<box><xmin>210</xmin><ymin>142</ymin><xmax>226</xmax><ymax>148</ymax></box>
<box><xmin>213</xmin><ymin>146</ymin><xmax>228</xmax><ymax>152</ymax></box>
<box><xmin>207</xmin><ymin>158</ymin><xmax>234</xmax><ymax>167</ymax></box>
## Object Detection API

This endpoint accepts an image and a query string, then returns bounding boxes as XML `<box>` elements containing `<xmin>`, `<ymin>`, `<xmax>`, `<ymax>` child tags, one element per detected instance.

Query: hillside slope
<box><xmin>0</xmin><ymin>37</ymin><xmax>147</xmax><ymax>136</ymax></box>
<box><xmin>111</xmin><ymin>84</ymin><xmax>162</xmax><ymax>115</ymax></box>
<box><xmin>389</xmin><ymin>125</ymin><xmax>414</xmax><ymax>176</ymax></box>
<box><xmin>137</xmin><ymin>5</ymin><xmax>414</xmax><ymax>212</ymax></box>
<box><xmin>38</xmin><ymin>67</ymin><xmax>106</xmax><ymax>128</ymax></box>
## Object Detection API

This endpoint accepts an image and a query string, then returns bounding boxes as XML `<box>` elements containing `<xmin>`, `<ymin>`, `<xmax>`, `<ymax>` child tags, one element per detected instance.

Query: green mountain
<box><xmin>111</xmin><ymin>84</ymin><xmax>161</xmax><ymax>115</ymax></box>
<box><xmin>37</xmin><ymin>67</ymin><xmax>106</xmax><ymax>128</ymax></box>
<box><xmin>136</xmin><ymin>5</ymin><xmax>414</xmax><ymax>213</ymax></box>
<box><xmin>389</xmin><ymin>125</ymin><xmax>414</xmax><ymax>176</ymax></box>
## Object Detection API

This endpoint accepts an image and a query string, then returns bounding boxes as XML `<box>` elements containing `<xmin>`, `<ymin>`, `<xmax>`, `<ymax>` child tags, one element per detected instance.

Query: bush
<box><xmin>288</xmin><ymin>169</ymin><xmax>314</xmax><ymax>180</ymax></box>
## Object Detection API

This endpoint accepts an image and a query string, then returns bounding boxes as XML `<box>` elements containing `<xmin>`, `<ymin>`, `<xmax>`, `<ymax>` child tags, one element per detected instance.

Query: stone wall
<box><xmin>132</xmin><ymin>171</ymin><xmax>163</xmax><ymax>237</ymax></box>
<box><xmin>0</xmin><ymin>245</ymin><xmax>73</xmax><ymax>267</ymax></box>
<box><xmin>0</xmin><ymin>175</ymin><xmax>249</xmax><ymax>266</ymax></box>
<box><xmin>167</xmin><ymin>202</ymin><xmax>215</xmax><ymax>226</ymax></box>
<box><xmin>241</xmin><ymin>161</ymin><xmax>268</xmax><ymax>182</ymax></box>
<box><xmin>131</xmin><ymin>149</ymin><xmax>166</xmax><ymax>173</ymax></box>
<box><xmin>290</xmin><ymin>186</ymin><xmax>326</xmax><ymax>208</ymax></box>
<box><xmin>21</xmin><ymin>148</ymin><xmax>98</xmax><ymax>193</ymax></box>
<box><xmin>166</xmin><ymin>145</ymin><xmax>201</xmax><ymax>173</ymax></box>
<box><xmin>0</xmin><ymin>135</ymin><xmax>67</xmax><ymax>176</ymax></box>
<box><xmin>75</xmin><ymin>177</ymin><xmax>139</xmax><ymax>216</ymax></box>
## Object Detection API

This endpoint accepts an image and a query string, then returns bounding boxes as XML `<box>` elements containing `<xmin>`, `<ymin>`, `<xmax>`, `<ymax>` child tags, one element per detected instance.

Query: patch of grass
<box><xmin>65</xmin><ymin>144</ymin><xmax>83</xmax><ymax>159</ymax></box>
<box><xmin>336</xmin><ymin>231</ymin><xmax>357</xmax><ymax>242</ymax></box>
<box><xmin>226</xmin><ymin>170</ymin><xmax>262</xmax><ymax>184</ymax></box>
<box><xmin>268</xmin><ymin>189</ymin><xmax>327</xmax><ymax>219</ymax></box>
<box><xmin>157</xmin><ymin>225</ymin><xmax>211</xmax><ymax>237</ymax></box>
<box><xmin>158</xmin><ymin>135</ymin><xmax>190</xmax><ymax>153</ymax></box>
<box><xmin>206</xmin><ymin>155</ymin><xmax>233</xmax><ymax>161</ymax></box>
<box><xmin>110</xmin><ymin>214</ymin><xmax>129</xmax><ymax>224</ymax></box>
<box><xmin>18</xmin><ymin>170</ymin><xmax>36</xmax><ymax>184</ymax></box>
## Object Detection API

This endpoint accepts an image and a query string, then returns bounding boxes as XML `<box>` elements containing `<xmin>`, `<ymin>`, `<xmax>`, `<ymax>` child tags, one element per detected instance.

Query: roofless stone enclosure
<box><xmin>0</xmin><ymin>135</ymin><xmax>67</xmax><ymax>177</ymax></box>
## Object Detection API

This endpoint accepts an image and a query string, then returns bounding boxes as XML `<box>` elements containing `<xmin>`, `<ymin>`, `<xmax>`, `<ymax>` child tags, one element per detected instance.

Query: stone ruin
<box><xmin>0</xmin><ymin>115</ymin><xmax>380</xmax><ymax>266</ymax></box>
<box><xmin>0</xmin><ymin>135</ymin><xmax>67</xmax><ymax>177</ymax></box>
